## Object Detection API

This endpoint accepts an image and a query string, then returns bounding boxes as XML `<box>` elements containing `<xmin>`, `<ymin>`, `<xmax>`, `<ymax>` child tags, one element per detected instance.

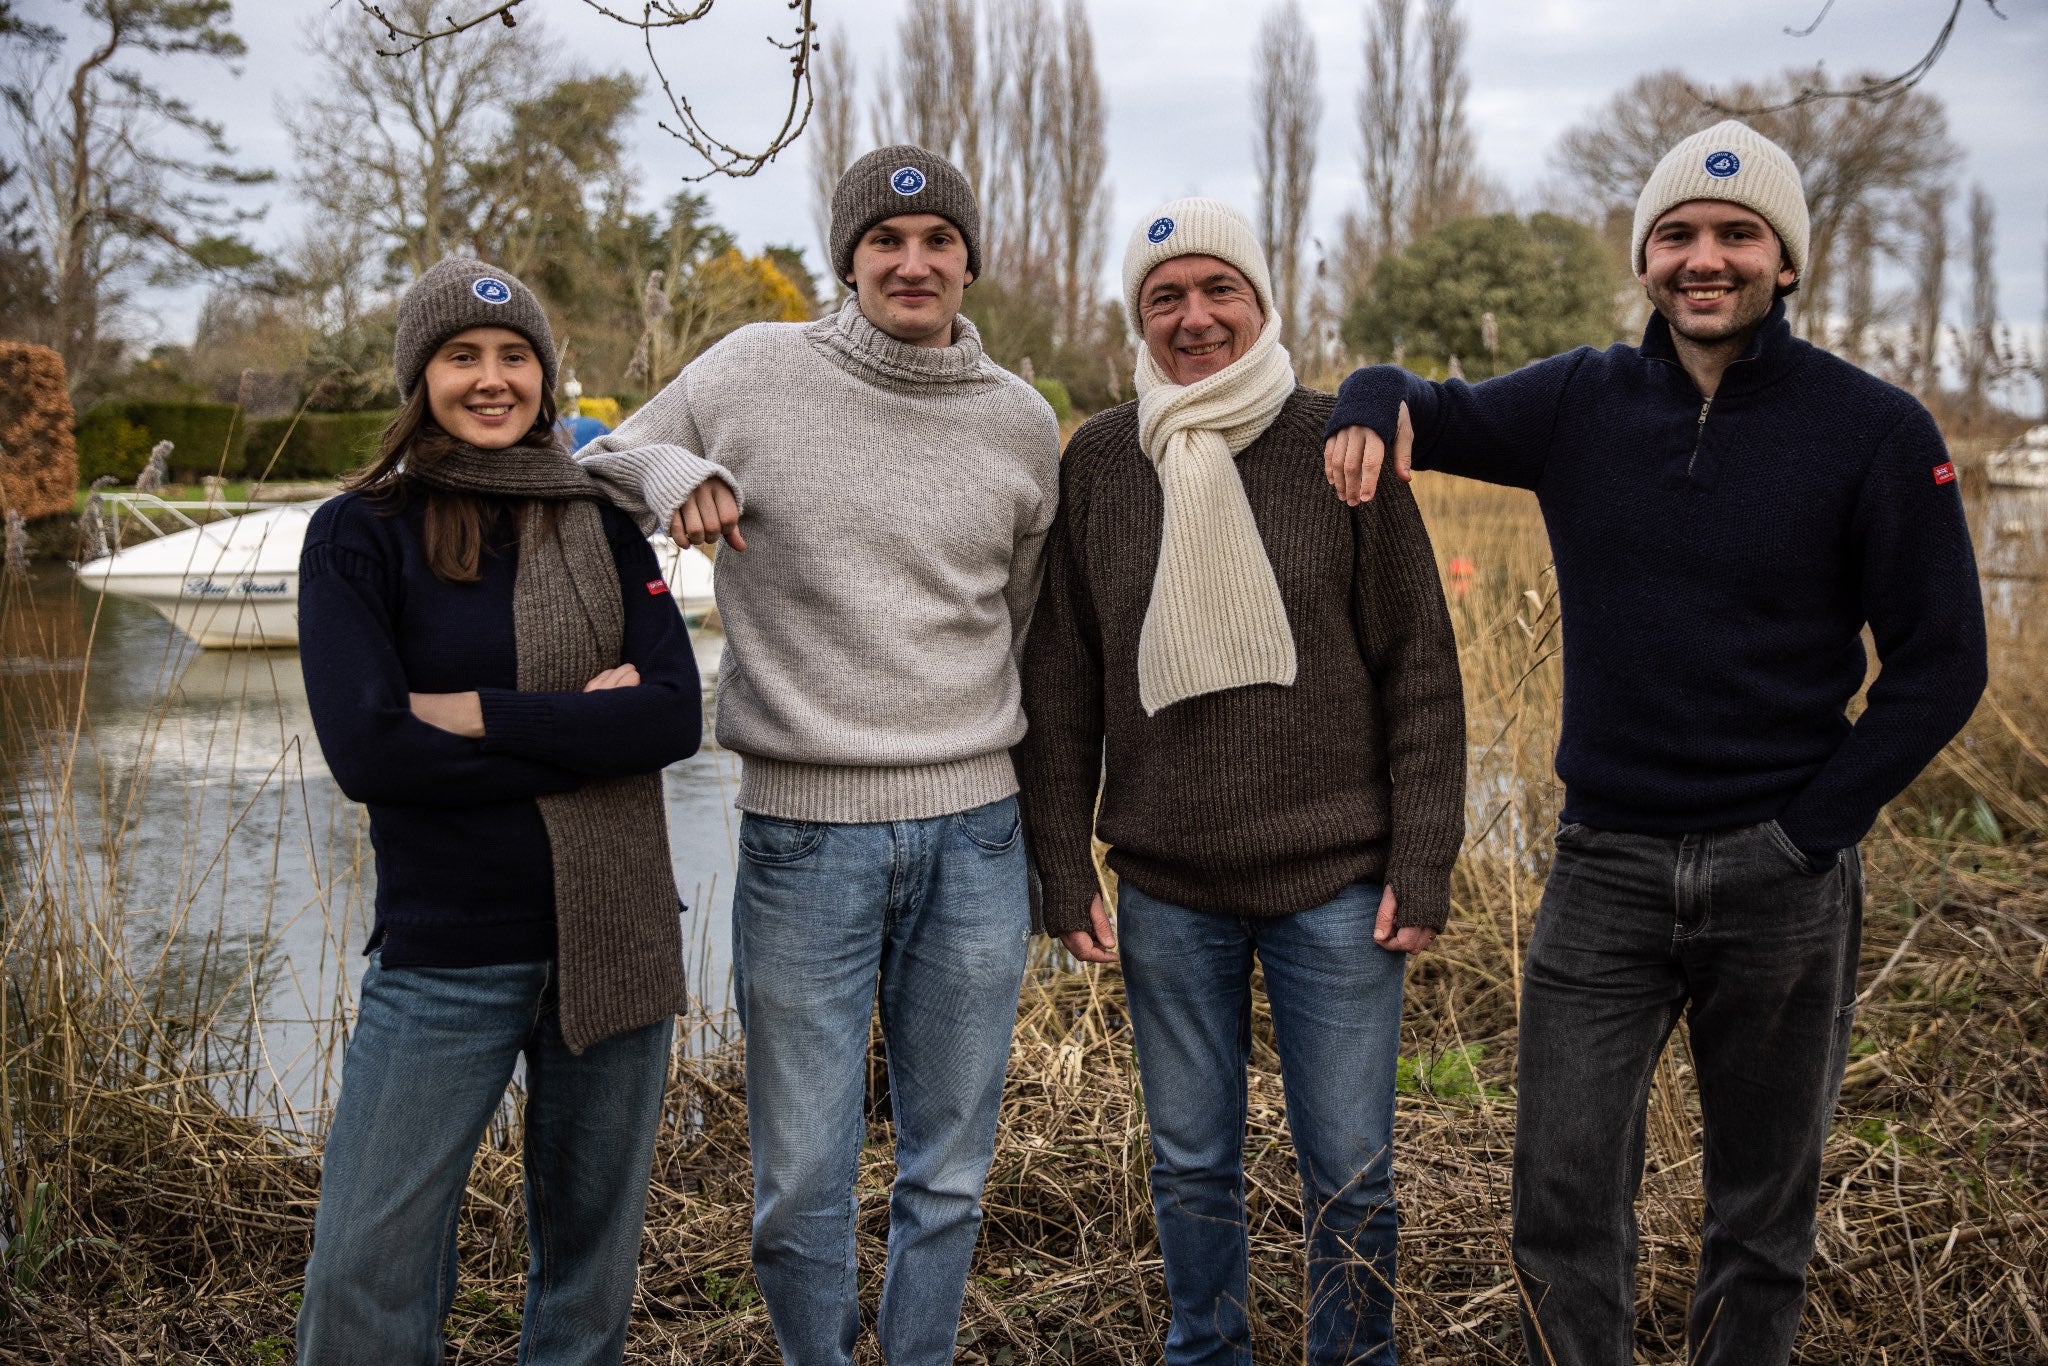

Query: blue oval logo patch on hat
<box><xmin>890</xmin><ymin>166</ymin><xmax>926</xmax><ymax>195</ymax></box>
<box><xmin>1704</xmin><ymin>150</ymin><xmax>1741</xmax><ymax>180</ymax></box>
<box><xmin>1147</xmin><ymin>216</ymin><xmax>1176</xmax><ymax>244</ymax></box>
<box><xmin>472</xmin><ymin>277</ymin><xmax>513</xmax><ymax>305</ymax></box>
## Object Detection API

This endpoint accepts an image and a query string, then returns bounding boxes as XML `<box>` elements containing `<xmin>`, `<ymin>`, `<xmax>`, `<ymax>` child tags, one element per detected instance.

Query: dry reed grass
<box><xmin>2</xmin><ymin>476</ymin><xmax>2044</xmax><ymax>1363</ymax></box>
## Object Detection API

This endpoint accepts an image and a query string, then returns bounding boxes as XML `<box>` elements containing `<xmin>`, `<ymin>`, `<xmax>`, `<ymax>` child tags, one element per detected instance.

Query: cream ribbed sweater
<box><xmin>577</xmin><ymin>302</ymin><xmax>1061</xmax><ymax>823</ymax></box>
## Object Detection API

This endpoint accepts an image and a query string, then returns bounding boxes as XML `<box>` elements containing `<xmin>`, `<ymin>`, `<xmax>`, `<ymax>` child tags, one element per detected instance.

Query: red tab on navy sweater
<box><xmin>646</xmin><ymin>579</ymin><xmax>670</xmax><ymax>596</ymax></box>
<box><xmin>1932</xmin><ymin>461</ymin><xmax>1956</xmax><ymax>485</ymax></box>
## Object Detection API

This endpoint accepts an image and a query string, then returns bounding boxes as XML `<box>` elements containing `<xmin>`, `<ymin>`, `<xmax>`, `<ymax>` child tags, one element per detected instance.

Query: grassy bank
<box><xmin>2</xmin><ymin>477</ymin><xmax>2044</xmax><ymax>1363</ymax></box>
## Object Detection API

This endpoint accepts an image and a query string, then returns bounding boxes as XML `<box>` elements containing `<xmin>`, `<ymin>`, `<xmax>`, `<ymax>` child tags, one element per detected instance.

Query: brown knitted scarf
<box><xmin>412</xmin><ymin>441</ymin><xmax>686</xmax><ymax>1053</ymax></box>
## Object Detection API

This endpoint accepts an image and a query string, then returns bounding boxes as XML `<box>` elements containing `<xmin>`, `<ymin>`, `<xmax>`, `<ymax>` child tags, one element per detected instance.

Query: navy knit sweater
<box><xmin>299</xmin><ymin>487</ymin><xmax>702</xmax><ymax>967</ymax></box>
<box><xmin>1327</xmin><ymin>302</ymin><xmax>1987</xmax><ymax>855</ymax></box>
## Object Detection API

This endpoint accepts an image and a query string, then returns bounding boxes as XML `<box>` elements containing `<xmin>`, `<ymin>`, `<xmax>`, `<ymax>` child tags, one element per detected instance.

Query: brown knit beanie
<box><xmin>829</xmin><ymin>145</ymin><xmax>982</xmax><ymax>283</ymax></box>
<box><xmin>394</xmin><ymin>258</ymin><xmax>559</xmax><ymax>400</ymax></box>
<box><xmin>1632</xmin><ymin>120</ymin><xmax>1810</xmax><ymax>279</ymax></box>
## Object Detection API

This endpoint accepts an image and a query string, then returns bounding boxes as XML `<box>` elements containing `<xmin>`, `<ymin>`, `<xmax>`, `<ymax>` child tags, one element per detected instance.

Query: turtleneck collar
<box><xmin>806</xmin><ymin>295</ymin><xmax>993</xmax><ymax>390</ymax></box>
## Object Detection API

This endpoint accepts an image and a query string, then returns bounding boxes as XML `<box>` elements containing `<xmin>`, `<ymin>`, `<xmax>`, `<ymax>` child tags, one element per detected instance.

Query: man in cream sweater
<box><xmin>577</xmin><ymin>145</ymin><xmax>1060</xmax><ymax>1366</ymax></box>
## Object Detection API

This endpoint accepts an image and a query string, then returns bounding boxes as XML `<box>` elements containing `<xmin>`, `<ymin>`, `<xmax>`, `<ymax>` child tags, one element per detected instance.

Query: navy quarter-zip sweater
<box><xmin>298</xmin><ymin>487</ymin><xmax>703</xmax><ymax>967</ymax></box>
<box><xmin>1327</xmin><ymin>302</ymin><xmax>1987</xmax><ymax>856</ymax></box>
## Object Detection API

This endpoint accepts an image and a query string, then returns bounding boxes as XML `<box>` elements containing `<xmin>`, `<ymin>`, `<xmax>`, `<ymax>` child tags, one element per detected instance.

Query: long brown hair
<box><xmin>346</xmin><ymin>385</ymin><xmax>562</xmax><ymax>584</ymax></box>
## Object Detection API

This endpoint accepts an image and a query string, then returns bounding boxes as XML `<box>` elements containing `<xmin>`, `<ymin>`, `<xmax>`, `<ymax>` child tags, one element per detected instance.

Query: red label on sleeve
<box><xmin>1932</xmin><ymin>462</ymin><xmax>1956</xmax><ymax>485</ymax></box>
<box><xmin>646</xmin><ymin>579</ymin><xmax>671</xmax><ymax>596</ymax></box>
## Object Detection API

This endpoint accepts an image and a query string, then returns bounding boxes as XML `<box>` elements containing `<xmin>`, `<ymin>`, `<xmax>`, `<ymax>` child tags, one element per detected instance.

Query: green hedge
<box><xmin>243</xmin><ymin>410</ymin><xmax>396</xmax><ymax>481</ymax></box>
<box><xmin>1033</xmin><ymin>377</ymin><xmax>1073</xmax><ymax>426</ymax></box>
<box><xmin>75</xmin><ymin>401</ymin><xmax>246</xmax><ymax>483</ymax></box>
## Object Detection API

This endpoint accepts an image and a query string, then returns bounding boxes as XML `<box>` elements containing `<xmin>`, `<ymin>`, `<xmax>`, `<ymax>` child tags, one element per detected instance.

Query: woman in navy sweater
<box><xmin>295</xmin><ymin>260</ymin><xmax>701</xmax><ymax>1365</ymax></box>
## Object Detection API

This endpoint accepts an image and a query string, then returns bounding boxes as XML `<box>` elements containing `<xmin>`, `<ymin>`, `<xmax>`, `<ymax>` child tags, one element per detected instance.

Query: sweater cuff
<box><xmin>1327</xmin><ymin>366</ymin><xmax>1412</xmax><ymax>452</ymax></box>
<box><xmin>1040</xmin><ymin>873</ymin><xmax>1099</xmax><ymax>938</ymax></box>
<box><xmin>1388</xmin><ymin>862</ymin><xmax>1453</xmax><ymax>934</ymax></box>
<box><xmin>579</xmin><ymin>443</ymin><xmax>741</xmax><ymax>535</ymax></box>
<box><xmin>477</xmin><ymin>688</ymin><xmax>558</xmax><ymax>761</ymax></box>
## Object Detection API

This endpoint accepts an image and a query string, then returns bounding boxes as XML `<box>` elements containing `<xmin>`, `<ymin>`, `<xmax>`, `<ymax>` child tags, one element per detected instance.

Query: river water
<box><xmin>0</xmin><ymin>561</ymin><xmax>742</xmax><ymax>1124</ymax></box>
<box><xmin>4</xmin><ymin>481</ymin><xmax>2042</xmax><ymax>1124</ymax></box>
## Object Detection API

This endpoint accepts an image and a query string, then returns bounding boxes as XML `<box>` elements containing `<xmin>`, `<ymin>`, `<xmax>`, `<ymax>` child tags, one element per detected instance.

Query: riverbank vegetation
<box><xmin>2</xmin><ymin>477</ymin><xmax>2043</xmax><ymax>1363</ymax></box>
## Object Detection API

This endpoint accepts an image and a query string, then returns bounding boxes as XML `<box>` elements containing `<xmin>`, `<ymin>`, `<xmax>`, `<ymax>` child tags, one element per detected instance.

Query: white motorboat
<box><xmin>1986</xmin><ymin>426</ymin><xmax>2048</xmax><ymax>491</ymax></box>
<box><xmin>75</xmin><ymin>496</ymin><xmax>718</xmax><ymax>649</ymax></box>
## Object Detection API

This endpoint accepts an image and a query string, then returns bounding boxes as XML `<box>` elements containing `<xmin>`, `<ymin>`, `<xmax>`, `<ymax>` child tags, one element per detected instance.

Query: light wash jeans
<box><xmin>1119</xmin><ymin>880</ymin><xmax>1409</xmax><ymax>1366</ymax></box>
<box><xmin>732</xmin><ymin>795</ymin><xmax>1031</xmax><ymax>1366</ymax></box>
<box><xmin>1512</xmin><ymin>820</ymin><xmax>1864</xmax><ymax>1366</ymax></box>
<box><xmin>297</xmin><ymin>953</ymin><xmax>671</xmax><ymax>1366</ymax></box>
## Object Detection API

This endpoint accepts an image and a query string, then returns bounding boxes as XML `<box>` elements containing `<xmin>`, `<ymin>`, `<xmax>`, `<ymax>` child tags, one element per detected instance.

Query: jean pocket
<box><xmin>738</xmin><ymin>815</ymin><xmax>825</xmax><ymax>866</ymax></box>
<box><xmin>1762</xmin><ymin>819</ymin><xmax>1833</xmax><ymax>877</ymax></box>
<box><xmin>955</xmin><ymin>797</ymin><xmax>1021</xmax><ymax>854</ymax></box>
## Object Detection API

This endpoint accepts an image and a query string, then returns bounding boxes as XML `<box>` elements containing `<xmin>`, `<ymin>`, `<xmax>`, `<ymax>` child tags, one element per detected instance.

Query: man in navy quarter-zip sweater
<box><xmin>1324</xmin><ymin>121</ymin><xmax>1986</xmax><ymax>1366</ymax></box>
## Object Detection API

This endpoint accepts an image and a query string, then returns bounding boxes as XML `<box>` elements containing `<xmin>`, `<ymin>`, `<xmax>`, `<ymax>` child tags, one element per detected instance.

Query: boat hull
<box><xmin>75</xmin><ymin>502</ymin><xmax>718</xmax><ymax>648</ymax></box>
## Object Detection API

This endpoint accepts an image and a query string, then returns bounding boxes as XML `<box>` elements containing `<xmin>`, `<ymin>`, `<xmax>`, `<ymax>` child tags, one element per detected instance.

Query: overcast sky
<box><xmin>21</xmin><ymin>0</ymin><xmax>2048</xmax><ymax>364</ymax></box>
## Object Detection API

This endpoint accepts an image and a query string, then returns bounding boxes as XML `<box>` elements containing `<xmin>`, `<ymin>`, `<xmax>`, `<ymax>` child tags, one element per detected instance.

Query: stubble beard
<box><xmin>1652</xmin><ymin>270</ymin><xmax>1778</xmax><ymax>349</ymax></box>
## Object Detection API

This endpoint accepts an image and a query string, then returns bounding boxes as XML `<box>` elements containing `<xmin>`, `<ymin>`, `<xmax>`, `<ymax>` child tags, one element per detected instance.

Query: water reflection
<box><xmin>1</xmin><ymin>565</ymin><xmax>739</xmax><ymax>1121</ymax></box>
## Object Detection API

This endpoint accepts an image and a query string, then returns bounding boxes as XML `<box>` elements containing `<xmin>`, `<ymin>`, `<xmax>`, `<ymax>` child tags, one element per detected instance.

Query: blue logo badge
<box><xmin>890</xmin><ymin>166</ymin><xmax>926</xmax><ymax>195</ymax></box>
<box><xmin>1147</xmin><ymin>216</ymin><xmax>1176</xmax><ymax>244</ymax></box>
<box><xmin>1703</xmin><ymin>150</ymin><xmax>1740</xmax><ymax>180</ymax></box>
<box><xmin>472</xmin><ymin>277</ymin><xmax>513</xmax><ymax>305</ymax></box>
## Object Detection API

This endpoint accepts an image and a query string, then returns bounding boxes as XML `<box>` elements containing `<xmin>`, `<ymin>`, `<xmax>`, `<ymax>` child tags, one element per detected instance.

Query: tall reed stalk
<box><xmin>2</xmin><ymin>474</ymin><xmax>2044</xmax><ymax>1362</ymax></box>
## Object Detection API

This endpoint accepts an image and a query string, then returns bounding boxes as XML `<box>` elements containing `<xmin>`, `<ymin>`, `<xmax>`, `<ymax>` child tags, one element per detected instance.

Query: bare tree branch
<box><xmin>1252</xmin><ymin>0</ymin><xmax>1318</xmax><ymax>350</ymax></box>
<box><xmin>1700</xmin><ymin>0</ymin><xmax>2006</xmax><ymax>112</ymax></box>
<box><xmin>347</xmin><ymin>0</ymin><xmax>815</xmax><ymax>179</ymax></box>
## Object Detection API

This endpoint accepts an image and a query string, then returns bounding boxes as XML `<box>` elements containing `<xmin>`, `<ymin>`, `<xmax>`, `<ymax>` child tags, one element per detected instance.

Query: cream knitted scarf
<box><xmin>1133</xmin><ymin>314</ymin><xmax>1300</xmax><ymax>715</ymax></box>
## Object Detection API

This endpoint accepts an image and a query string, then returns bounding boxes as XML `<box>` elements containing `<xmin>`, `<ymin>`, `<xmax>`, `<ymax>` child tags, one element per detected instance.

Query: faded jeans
<box><xmin>732</xmin><ymin>795</ymin><xmax>1031</xmax><ymax>1366</ymax></box>
<box><xmin>297</xmin><ymin>954</ymin><xmax>672</xmax><ymax>1366</ymax></box>
<box><xmin>1120</xmin><ymin>880</ymin><xmax>1408</xmax><ymax>1366</ymax></box>
<box><xmin>1511</xmin><ymin>819</ymin><xmax>1864</xmax><ymax>1366</ymax></box>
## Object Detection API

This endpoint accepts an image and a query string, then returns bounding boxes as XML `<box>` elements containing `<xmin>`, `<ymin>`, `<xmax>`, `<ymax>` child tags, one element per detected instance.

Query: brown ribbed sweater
<box><xmin>1015</xmin><ymin>387</ymin><xmax>1466</xmax><ymax>936</ymax></box>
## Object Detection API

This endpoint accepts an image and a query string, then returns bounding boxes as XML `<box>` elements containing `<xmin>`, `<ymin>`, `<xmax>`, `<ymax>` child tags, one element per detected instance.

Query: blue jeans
<box><xmin>1120</xmin><ymin>880</ymin><xmax>1408</xmax><ymax>1366</ymax></box>
<box><xmin>1511</xmin><ymin>820</ymin><xmax>1864</xmax><ymax>1366</ymax></box>
<box><xmin>732</xmin><ymin>795</ymin><xmax>1031</xmax><ymax>1366</ymax></box>
<box><xmin>297</xmin><ymin>954</ymin><xmax>671</xmax><ymax>1366</ymax></box>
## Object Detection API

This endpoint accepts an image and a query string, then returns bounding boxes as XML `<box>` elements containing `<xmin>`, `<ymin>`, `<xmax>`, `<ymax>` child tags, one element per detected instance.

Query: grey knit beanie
<box><xmin>1632</xmin><ymin>120</ymin><xmax>1810</xmax><ymax>279</ymax></box>
<box><xmin>393</xmin><ymin>258</ymin><xmax>559</xmax><ymax>400</ymax></box>
<box><xmin>829</xmin><ymin>145</ymin><xmax>982</xmax><ymax>282</ymax></box>
<box><xmin>1122</xmin><ymin>197</ymin><xmax>1276</xmax><ymax>330</ymax></box>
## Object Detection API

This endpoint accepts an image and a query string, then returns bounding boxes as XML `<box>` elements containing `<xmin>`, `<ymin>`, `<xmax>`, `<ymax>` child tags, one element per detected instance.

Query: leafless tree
<box><xmin>809</xmin><ymin>28</ymin><xmax>858</xmax><ymax>300</ymax></box>
<box><xmin>1252</xmin><ymin>1</ymin><xmax>1320</xmax><ymax>350</ymax></box>
<box><xmin>287</xmin><ymin>1</ymin><xmax>540</xmax><ymax>280</ymax></box>
<box><xmin>1963</xmin><ymin>184</ymin><xmax>1995</xmax><ymax>415</ymax></box>
<box><xmin>895</xmin><ymin>0</ymin><xmax>985</xmax><ymax>198</ymax></box>
<box><xmin>1407</xmin><ymin>0</ymin><xmax>1475</xmax><ymax>242</ymax></box>
<box><xmin>989</xmin><ymin>0</ymin><xmax>1056</xmax><ymax>285</ymax></box>
<box><xmin>1355</xmin><ymin>0</ymin><xmax>1410</xmax><ymax>263</ymax></box>
<box><xmin>3</xmin><ymin>0</ymin><xmax>271</xmax><ymax>396</ymax></box>
<box><xmin>1909</xmin><ymin>182</ymin><xmax>1950</xmax><ymax>400</ymax></box>
<box><xmin>345</xmin><ymin>0</ymin><xmax>815</xmax><ymax>180</ymax></box>
<box><xmin>1048</xmin><ymin>0</ymin><xmax>1107</xmax><ymax>348</ymax></box>
<box><xmin>1838</xmin><ymin>203</ymin><xmax>1876</xmax><ymax>365</ymax></box>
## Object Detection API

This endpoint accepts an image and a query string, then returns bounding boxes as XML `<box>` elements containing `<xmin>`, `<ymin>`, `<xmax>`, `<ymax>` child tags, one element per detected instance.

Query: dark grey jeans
<box><xmin>1510</xmin><ymin>819</ymin><xmax>1863</xmax><ymax>1366</ymax></box>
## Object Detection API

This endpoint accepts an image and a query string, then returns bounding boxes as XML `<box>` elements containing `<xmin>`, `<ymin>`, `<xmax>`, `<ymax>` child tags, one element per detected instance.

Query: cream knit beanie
<box><xmin>1632</xmin><ymin>120</ymin><xmax>1809</xmax><ymax>279</ymax></box>
<box><xmin>1123</xmin><ymin>198</ymin><xmax>1275</xmax><ymax>328</ymax></box>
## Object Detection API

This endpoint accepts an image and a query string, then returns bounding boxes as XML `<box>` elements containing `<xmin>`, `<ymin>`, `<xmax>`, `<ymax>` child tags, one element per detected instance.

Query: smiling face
<box><xmin>421</xmin><ymin>326</ymin><xmax>543</xmax><ymax>449</ymax></box>
<box><xmin>847</xmin><ymin>213</ymin><xmax>973</xmax><ymax>348</ymax></box>
<box><xmin>1638</xmin><ymin>200</ymin><xmax>1796</xmax><ymax>348</ymax></box>
<box><xmin>1137</xmin><ymin>255</ymin><xmax>1264</xmax><ymax>386</ymax></box>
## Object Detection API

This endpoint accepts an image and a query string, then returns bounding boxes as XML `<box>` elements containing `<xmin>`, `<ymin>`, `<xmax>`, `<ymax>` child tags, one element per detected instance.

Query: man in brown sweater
<box><xmin>1015</xmin><ymin>198</ymin><xmax>1465</xmax><ymax>1365</ymax></box>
